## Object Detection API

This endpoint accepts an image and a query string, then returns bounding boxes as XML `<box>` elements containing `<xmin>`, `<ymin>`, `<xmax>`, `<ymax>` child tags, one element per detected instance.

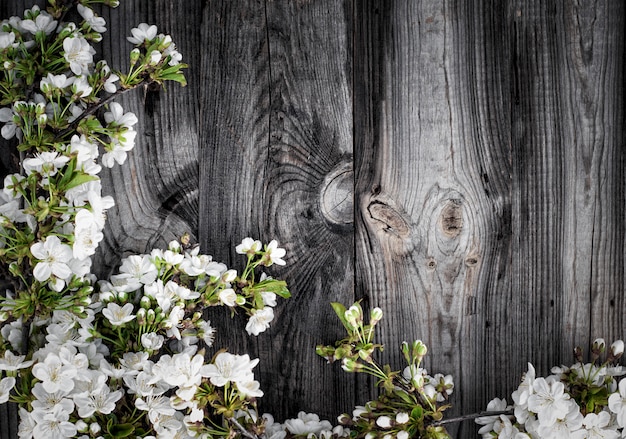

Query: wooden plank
<box><xmin>95</xmin><ymin>0</ymin><xmax>203</xmax><ymax>278</ymax></box>
<box><xmin>510</xmin><ymin>0</ymin><xmax>626</xmax><ymax>377</ymax></box>
<box><xmin>354</xmin><ymin>1</ymin><xmax>515</xmax><ymax>436</ymax></box>
<box><xmin>198</xmin><ymin>0</ymin><xmax>356</xmax><ymax>421</ymax></box>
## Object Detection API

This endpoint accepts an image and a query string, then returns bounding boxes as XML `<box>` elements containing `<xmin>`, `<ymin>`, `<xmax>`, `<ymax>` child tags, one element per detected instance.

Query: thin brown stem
<box><xmin>228</xmin><ymin>417</ymin><xmax>259</xmax><ymax>439</ymax></box>
<box><xmin>429</xmin><ymin>410</ymin><xmax>514</xmax><ymax>427</ymax></box>
<box><xmin>54</xmin><ymin>83</ymin><xmax>149</xmax><ymax>141</ymax></box>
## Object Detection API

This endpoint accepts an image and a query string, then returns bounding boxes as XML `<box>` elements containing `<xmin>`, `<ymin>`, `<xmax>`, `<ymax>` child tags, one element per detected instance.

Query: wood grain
<box><xmin>198</xmin><ymin>0</ymin><xmax>356</xmax><ymax>420</ymax></box>
<box><xmin>353</xmin><ymin>2</ymin><xmax>513</xmax><ymax>436</ymax></box>
<box><xmin>510</xmin><ymin>0</ymin><xmax>625</xmax><ymax>379</ymax></box>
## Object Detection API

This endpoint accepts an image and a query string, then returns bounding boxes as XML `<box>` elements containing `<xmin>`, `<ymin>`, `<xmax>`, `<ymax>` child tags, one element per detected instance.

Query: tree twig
<box><xmin>430</xmin><ymin>410</ymin><xmax>515</xmax><ymax>426</ymax></box>
<box><xmin>228</xmin><ymin>417</ymin><xmax>260</xmax><ymax>439</ymax></box>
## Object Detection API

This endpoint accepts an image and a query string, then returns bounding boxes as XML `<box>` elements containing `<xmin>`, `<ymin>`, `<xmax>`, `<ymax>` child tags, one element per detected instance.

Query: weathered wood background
<box><xmin>1</xmin><ymin>0</ymin><xmax>625</xmax><ymax>437</ymax></box>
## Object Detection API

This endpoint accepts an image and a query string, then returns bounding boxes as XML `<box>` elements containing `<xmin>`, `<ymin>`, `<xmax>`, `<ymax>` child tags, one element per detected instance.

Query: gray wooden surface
<box><xmin>1</xmin><ymin>1</ymin><xmax>624</xmax><ymax>437</ymax></box>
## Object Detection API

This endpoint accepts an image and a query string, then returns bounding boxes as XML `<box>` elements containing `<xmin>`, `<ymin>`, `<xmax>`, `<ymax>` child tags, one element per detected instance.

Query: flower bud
<box><xmin>89</xmin><ymin>423</ymin><xmax>101</xmax><ymax>435</ymax></box>
<box><xmin>369</xmin><ymin>307</ymin><xmax>383</xmax><ymax>325</ymax></box>
<box><xmin>75</xmin><ymin>420</ymin><xmax>88</xmax><ymax>433</ymax></box>
<box><xmin>395</xmin><ymin>412</ymin><xmax>409</xmax><ymax>424</ymax></box>
<box><xmin>412</xmin><ymin>339</ymin><xmax>427</xmax><ymax>363</ymax></box>
<box><xmin>0</xmin><ymin>311</ymin><xmax>9</xmax><ymax>322</ymax></box>
<box><xmin>140</xmin><ymin>295</ymin><xmax>151</xmax><ymax>309</ymax></box>
<box><xmin>136</xmin><ymin>308</ymin><xmax>146</xmax><ymax>325</ymax></box>
<box><xmin>611</xmin><ymin>340</ymin><xmax>624</xmax><ymax>357</ymax></box>
<box><xmin>235</xmin><ymin>295</ymin><xmax>246</xmax><ymax>306</ymax></box>
<box><xmin>129</xmin><ymin>48</ymin><xmax>141</xmax><ymax>66</ymax></box>
<box><xmin>222</xmin><ymin>269</ymin><xmax>237</xmax><ymax>283</ymax></box>
<box><xmin>341</xmin><ymin>358</ymin><xmax>362</xmax><ymax>373</ymax></box>
<box><xmin>37</xmin><ymin>113</ymin><xmax>47</xmax><ymax>127</ymax></box>
<box><xmin>146</xmin><ymin>308</ymin><xmax>156</xmax><ymax>324</ymax></box>
<box><xmin>592</xmin><ymin>338</ymin><xmax>606</xmax><ymax>352</ymax></box>
<box><xmin>376</xmin><ymin>416</ymin><xmax>392</xmax><ymax>429</ymax></box>
<box><xmin>344</xmin><ymin>305</ymin><xmax>361</xmax><ymax>329</ymax></box>
<box><xmin>8</xmin><ymin>262</ymin><xmax>21</xmax><ymax>277</ymax></box>
<box><xmin>337</xmin><ymin>413</ymin><xmax>351</xmax><ymax>425</ymax></box>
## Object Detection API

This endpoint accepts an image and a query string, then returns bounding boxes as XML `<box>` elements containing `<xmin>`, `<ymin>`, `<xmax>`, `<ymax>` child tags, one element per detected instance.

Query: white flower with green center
<box><xmin>102</xmin><ymin>302</ymin><xmax>136</xmax><ymax>326</ymax></box>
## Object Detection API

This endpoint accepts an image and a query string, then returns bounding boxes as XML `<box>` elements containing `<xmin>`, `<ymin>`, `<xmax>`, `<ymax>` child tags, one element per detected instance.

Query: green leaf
<box><xmin>254</xmin><ymin>279</ymin><xmax>291</xmax><ymax>298</ymax></box>
<box><xmin>63</xmin><ymin>172</ymin><xmax>98</xmax><ymax>191</ymax></box>
<box><xmin>108</xmin><ymin>423</ymin><xmax>135</xmax><ymax>438</ymax></box>
<box><xmin>331</xmin><ymin>301</ymin><xmax>355</xmax><ymax>332</ymax></box>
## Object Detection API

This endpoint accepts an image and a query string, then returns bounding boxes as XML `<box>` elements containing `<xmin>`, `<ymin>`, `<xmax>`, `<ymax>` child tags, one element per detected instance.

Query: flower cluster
<box><xmin>0</xmin><ymin>1</ymin><xmax>186</xmax><ymax>325</ymax></box>
<box><xmin>476</xmin><ymin>339</ymin><xmax>626</xmax><ymax>438</ymax></box>
<box><xmin>316</xmin><ymin>302</ymin><xmax>455</xmax><ymax>439</ymax></box>
<box><xmin>0</xmin><ymin>234</ymin><xmax>290</xmax><ymax>438</ymax></box>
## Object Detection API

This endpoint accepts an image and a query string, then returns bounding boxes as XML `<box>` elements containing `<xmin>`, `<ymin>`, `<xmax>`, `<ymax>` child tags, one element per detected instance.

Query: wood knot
<box><xmin>320</xmin><ymin>161</ymin><xmax>353</xmax><ymax>227</ymax></box>
<box><xmin>367</xmin><ymin>200</ymin><xmax>410</xmax><ymax>237</ymax></box>
<box><xmin>439</xmin><ymin>199</ymin><xmax>463</xmax><ymax>238</ymax></box>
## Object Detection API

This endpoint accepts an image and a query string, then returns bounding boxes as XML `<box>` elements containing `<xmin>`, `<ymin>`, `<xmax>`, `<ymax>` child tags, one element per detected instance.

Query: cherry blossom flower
<box><xmin>20</xmin><ymin>11</ymin><xmax>57</xmax><ymax>35</ymax></box>
<box><xmin>527</xmin><ymin>378</ymin><xmax>572</xmax><ymax>427</ymax></box>
<box><xmin>236</xmin><ymin>237</ymin><xmax>262</xmax><ymax>255</ymax></box>
<box><xmin>0</xmin><ymin>107</ymin><xmax>17</xmax><ymax>140</ymax></box>
<box><xmin>608</xmin><ymin>379</ymin><xmax>626</xmax><ymax>428</ymax></box>
<box><xmin>31</xmin><ymin>404</ymin><xmax>78</xmax><ymax>438</ymax></box>
<box><xmin>77</xmin><ymin>4</ymin><xmax>106</xmax><ymax>33</ymax></box>
<box><xmin>23</xmin><ymin>151</ymin><xmax>70</xmax><ymax>176</ymax></box>
<box><xmin>219</xmin><ymin>288</ymin><xmax>237</xmax><ymax>307</ymax></box>
<box><xmin>197</xmin><ymin>320</ymin><xmax>216</xmax><ymax>346</ymax></box>
<box><xmin>245</xmin><ymin>306</ymin><xmax>274</xmax><ymax>336</ymax></box>
<box><xmin>127</xmin><ymin>23</ymin><xmax>158</xmax><ymax>44</ymax></box>
<box><xmin>0</xmin><ymin>376</ymin><xmax>15</xmax><ymax>404</ymax></box>
<box><xmin>73</xmin><ymin>209</ymin><xmax>104</xmax><ymax>260</ymax></box>
<box><xmin>262</xmin><ymin>240</ymin><xmax>286</xmax><ymax>266</ymax></box>
<box><xmin>0</xmin><ymin>350</ymin><xmax>34</xmax><ymax>371</ymax></box>
<box><xmin>31</xmin><ymin>354</ymin><xmax>77</xmax><ymax>393</ymax></box>
<box><xmin>0</xmin><ymin>31</ymin><xmax>16</xmax><ymax>50</ymax></box>
<box><xmin>74</xmin><ymin>386</ymin><xmax>122</xmax><ymax>418</ymax></box>
<box><xmin>63</xmin><ymin>36</ymin><xmax>95</xmax><ymax>75</ymax></box>
<box><xmin>104</xmin><ymin>102</ymin><xmax>138</xmax><ymax>128</ymax></box>
<box><xmin>102</xmin><ymin>302</ymin><xmax>136</xmax><ymax>326</ymax></box>
<box><xmin>581</xmin><ymin>411</ymin><xmax>620</xmax><ymax>439</ymax></box>
<box><xmin>30</xmin><ymin>235</ymin><xmax>73</xmax><ymax>283</ymax></box>
<box><xmin>117</xmin><ymin>254</ymin><xmax>158</xmax><ymax>286</ymax></box>
<box><xmin>201</xmin><ymin>352</ymin><xmax>258</xmax><ymax>387</ymax></box>
<box><xmin>141</xmin><ymin>332</ymin><xmax>164</xmax><ymax>350</ymax></box>
<box><xmin>284</xmin><ymin>412</ymin><xmax>333</xmax><ymax>437</ymax></box>
<box><xmin>30</xmin><ymin>383</ymin><xmax>74</xmax><ymax>413</ymax></box>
